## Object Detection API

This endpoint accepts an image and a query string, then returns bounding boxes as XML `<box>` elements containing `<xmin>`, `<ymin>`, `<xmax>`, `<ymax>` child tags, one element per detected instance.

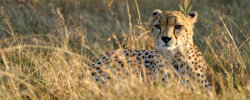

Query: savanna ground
<box><xmin>0</xmin><ymin>0</ymin><xmax>249</xmax><ymax>99</ymax></box>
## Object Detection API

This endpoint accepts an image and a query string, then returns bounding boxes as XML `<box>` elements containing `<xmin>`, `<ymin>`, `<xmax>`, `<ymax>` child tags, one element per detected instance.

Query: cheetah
<box><xmin>86</xmin><ymin>9</ymin><xmax>212</xmax><ymax>92</ymax></box>
<box><xmin>149</xmin><ymin>9</ymin><xmax>212</xmax><ymax>91</ymax></box>
<box><xmin>87</xmin><ymin>49</ymin><xmax>170</xmax><ymax>84</ymax></box>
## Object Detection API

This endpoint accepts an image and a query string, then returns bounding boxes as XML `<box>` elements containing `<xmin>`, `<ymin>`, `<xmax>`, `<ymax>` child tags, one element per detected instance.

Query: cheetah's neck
<box><xmin>173</xmin><ymin>43</ymin><xmax>211</xmax><ymax>91</ymax></box>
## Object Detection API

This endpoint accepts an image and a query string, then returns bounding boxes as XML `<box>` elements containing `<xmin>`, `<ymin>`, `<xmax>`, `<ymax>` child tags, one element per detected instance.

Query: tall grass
<box><xmin>0</xmin><ymin>0</ymin><xmax>249</xmax><ymax>99</ymax></box>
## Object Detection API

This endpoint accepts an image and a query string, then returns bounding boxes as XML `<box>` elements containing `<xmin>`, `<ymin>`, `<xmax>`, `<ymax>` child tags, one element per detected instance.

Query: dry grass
<box><xmin>0</xmin><ymin>0</ymin><xmax>249</xmax><ymax>99</ymax></box>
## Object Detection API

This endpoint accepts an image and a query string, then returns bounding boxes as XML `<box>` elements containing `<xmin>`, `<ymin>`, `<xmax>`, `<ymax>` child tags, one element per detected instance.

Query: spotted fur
<box><xmin>150</xmin><ymin>9</ymin><xmax>212</xmax><ymax>91</ymax></box>
<box><xmin>87</xmin><ymin>49</ymin><xmax>170</xmax><ymax>84</ymax></box>
<box><xmin>86</xmin><ymin>9</ymin><xmax>212</xmax><ymax>92</ymax></box>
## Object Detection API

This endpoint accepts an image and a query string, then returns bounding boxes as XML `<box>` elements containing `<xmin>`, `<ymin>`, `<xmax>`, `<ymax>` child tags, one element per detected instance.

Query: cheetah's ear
<box><xmin>187</xmin><ymin>11</ymin><xmax>198</xmax><ymax>23</ymax></box>
<box><xmin>152</xmin><ymin>9</ymin><xmax>162</xmax><ymax>18</ymax></box>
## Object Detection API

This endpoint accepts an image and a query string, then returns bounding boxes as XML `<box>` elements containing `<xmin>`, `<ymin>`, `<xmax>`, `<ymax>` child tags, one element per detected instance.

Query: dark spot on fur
<box><xmin>136</xmin><ymin>57</ymin><xmax>140</xmax><ymax>60</ymax></box>
<box><xmin>97</xmin><ymin>62</ymin><xmax>101</xmax><ymax>65</ymax></box>
<box><xmin>174</xmin><ymin>65</ymin><xmax>178</xmax><ymax>70</ymax></box>
<box><xmin>178</xmin><ymin>59</ymin><xmax>181</xmax><ymax>61</ymax></box>
<box><xmin>180</xmin><ymin>64</ymin><xmax>183</xmax><ymax>68</ymax></box>
<box><xmin>118</xmin><ymin>61</ymin><xmax>122</xmax><ymax>64</ymax></box>
<box><xmin>132</xmin><ymin>53</ymin><xmax>136</xmax><ymax>56</ymax></box>
<box><xmin>150</xmin><ymin>61</ymin><xmax>153</xmax><ymax>65</ymax></box>
<box><xmin>172</xmin><ymin>60</ymin><xmax>176</xmax><ymax>64</ymax></box>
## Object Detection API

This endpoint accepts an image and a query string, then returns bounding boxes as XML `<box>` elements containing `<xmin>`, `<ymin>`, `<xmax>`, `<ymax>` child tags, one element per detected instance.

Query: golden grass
<box><xmin>0</xmin><ymin>0</ymin><xmax>249</xmax><ymax>99</ymax></box>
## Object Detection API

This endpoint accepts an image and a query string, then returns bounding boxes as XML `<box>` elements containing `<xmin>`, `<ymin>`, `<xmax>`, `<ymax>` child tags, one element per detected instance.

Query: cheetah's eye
<box><xmin>175</xmin><ymin>25</ymin><xmax>182</xmax><ymax>29</ymax></box>
<box><xmin>155</xmin><ymin>24</ymin><xmax>161</xmax><ymax>29</ymax></box>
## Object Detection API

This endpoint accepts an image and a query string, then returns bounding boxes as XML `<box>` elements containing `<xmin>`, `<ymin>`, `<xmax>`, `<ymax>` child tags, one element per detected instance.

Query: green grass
<box><xmin>0</xmin><ymin>0</ymin><xmax>249</xmax><ymax>99</ymax></box>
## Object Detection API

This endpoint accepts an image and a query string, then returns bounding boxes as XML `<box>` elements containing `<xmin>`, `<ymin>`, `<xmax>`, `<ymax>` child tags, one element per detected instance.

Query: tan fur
<box><xmin>86</xmin><ymin>9</ymin><xmax>212</xmax><ymax>92</ymax></box>
<box><xmin>150</xmin><ymin>9</ymin><xmax>211</xmax><ymax>91</ymax></box>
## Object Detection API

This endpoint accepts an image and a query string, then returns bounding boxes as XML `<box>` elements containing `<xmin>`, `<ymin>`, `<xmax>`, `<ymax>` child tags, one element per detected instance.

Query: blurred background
<box><xmin>0</xmin><ymin>0</ymin><xmax>249</xmax><ymax>43</ymax></box>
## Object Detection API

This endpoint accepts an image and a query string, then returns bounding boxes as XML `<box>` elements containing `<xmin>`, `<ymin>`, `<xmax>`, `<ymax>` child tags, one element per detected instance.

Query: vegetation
<box><xmin>0</xmin><ymin>0</ymin><xmax>249</xmax><ymax>99</ymax></box>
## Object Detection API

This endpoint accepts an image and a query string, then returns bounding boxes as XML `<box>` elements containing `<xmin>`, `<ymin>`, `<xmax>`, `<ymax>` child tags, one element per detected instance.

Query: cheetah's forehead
<box><xmin>158</xmin><ymin>11</ymin><xmax>186</xmax><ymax>25</ymax></box>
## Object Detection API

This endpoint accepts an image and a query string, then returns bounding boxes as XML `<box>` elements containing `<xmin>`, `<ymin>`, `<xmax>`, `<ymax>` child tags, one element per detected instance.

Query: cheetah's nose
<box><xmin>161</xmin><ymin>36</ymin><xmax>172</xmax><ymax>44</ymax></box>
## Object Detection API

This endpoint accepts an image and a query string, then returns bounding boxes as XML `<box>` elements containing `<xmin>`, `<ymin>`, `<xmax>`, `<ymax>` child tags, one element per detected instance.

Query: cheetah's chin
<box><xmin>162</xmin><ymin>45</ymin><xmax>178</xmax><ymax>50</ymax></box>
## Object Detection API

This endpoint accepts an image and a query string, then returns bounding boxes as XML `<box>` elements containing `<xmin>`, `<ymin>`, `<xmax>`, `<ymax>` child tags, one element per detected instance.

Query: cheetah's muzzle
<box><xmin>161</xmin><ymin>36</ymin><xmax>172</xmax><ymax>45</ymax></box>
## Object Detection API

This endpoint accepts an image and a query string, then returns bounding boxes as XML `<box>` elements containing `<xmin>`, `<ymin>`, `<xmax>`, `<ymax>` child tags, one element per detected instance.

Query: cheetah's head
<box><xmin>149</xmin><ymin>9</ymin><xmax>197</xmax><ymax>51</ymax></box>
